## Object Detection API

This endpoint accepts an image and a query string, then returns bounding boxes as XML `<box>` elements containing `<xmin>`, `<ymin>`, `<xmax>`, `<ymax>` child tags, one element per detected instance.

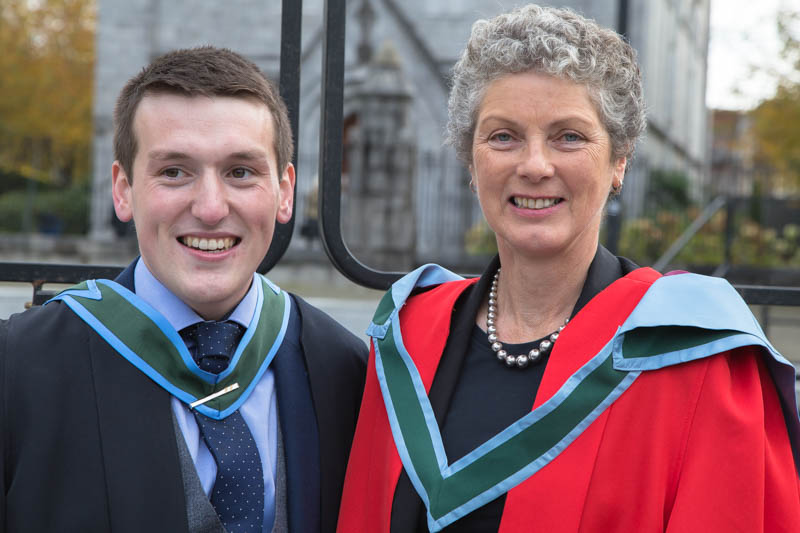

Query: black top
<box><xmin>390</xmin><ymin>246</ymin><xmax>638</xmax><ymax>532</ymax></box>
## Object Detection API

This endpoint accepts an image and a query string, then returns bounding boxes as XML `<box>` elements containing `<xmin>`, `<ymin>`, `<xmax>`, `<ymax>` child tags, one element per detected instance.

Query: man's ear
<box><xmin>112</xmin><ymin>161</ymin><xmax>134</xmax><ymax>222</ymax></box>
<box><xmin>276</xmin><ymin>163</ymin><xmax>295</xmax><ymax>224</ymax></box>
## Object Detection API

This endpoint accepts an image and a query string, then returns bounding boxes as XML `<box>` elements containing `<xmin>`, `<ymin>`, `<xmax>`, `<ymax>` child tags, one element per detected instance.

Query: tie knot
<box><xmin>186</xmin><ymin>320</ymin><xmax>243</xmax><ymax>374</ymax></box>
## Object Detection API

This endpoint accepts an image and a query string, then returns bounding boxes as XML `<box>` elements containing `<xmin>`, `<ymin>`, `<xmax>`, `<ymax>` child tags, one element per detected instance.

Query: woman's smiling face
<box><xmin>470</xmin><ymin>71</ymin><xmax>626</xmax><ymax>262</ymax></box>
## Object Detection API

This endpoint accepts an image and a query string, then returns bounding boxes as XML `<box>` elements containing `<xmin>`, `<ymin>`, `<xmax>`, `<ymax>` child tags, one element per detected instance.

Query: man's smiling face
<box><xmin>112</xmin><ymin>92</ymin><xmax>294</xmax><ymax>320</ymax></box>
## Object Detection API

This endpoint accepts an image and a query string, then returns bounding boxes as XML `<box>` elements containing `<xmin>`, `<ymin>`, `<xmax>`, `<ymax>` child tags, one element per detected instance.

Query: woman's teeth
<box><xmin>513</xmin><ymin>197</ymin><xmax>560</xmax><ymax>209</ymax></box>
<box><xmin>181</xmin><ymin>237</ymin><xmax>236</xmax><ymax>251</ymax></box>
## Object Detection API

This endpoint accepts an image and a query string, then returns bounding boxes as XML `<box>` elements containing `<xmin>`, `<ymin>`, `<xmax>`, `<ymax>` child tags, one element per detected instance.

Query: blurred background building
<box><xmin>89</xmin><ymin>0</ymin><xmax>711</xmax><ymax>270</ymax></box>
<box><xmin>711</xmin><ymin>110</ymin><xmax>755</xmax><ymax>197</ymax></box>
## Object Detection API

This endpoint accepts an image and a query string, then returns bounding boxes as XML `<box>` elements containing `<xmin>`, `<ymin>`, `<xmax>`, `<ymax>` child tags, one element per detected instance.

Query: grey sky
<box><xmin>707</xmin><ymin>0</ymin><xmax>794</xmax><ymax>110</ymax></box>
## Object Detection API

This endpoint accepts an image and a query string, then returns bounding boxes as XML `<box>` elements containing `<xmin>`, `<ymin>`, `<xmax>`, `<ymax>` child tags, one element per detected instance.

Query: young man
<box><xmin>0</xmin><ymin>47</ymin><xmax>367</xmax><ymax>533</ymax></box>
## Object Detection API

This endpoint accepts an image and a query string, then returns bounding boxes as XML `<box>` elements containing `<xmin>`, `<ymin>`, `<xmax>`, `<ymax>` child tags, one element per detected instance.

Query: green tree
<box><xmin>646</xmin><ymin>169</ymin><xmax>691</xmax><ymax>211</ymax></box>
<box><xmin>749</xmin><ymin>8</ymin><xmax>800</xmax><ymax>191</ymax></box>
<box><xmin>0</xmin><ymin>0</ymin><xmax>95</xmax><ymax>185</ymax></box>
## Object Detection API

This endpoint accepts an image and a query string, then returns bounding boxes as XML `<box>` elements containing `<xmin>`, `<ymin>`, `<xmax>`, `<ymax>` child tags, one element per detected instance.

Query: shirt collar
<box><xmin>133</xmin><ymin>258</ymin><xmax>258</xmax><ymax>332</ymax></box>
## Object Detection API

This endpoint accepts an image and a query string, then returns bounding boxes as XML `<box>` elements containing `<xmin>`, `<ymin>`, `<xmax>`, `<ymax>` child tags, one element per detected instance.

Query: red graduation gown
<box><xmin>338</xmin><ymin>268</ymin><xmax>800</xmax><ymax>532</ymax></box>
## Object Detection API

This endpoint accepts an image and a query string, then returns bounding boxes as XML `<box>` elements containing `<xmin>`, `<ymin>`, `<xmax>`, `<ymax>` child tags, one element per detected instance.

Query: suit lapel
<box><xmin>87</xmin><ymin>258</ymin><xmax>189</xmax><ymax>532</ymax></box>
<box><xmin>273</xmin><ymin>295</ymin><xmax>322</xmax><ymax>532</ymax></box>
<box><xmin>296</xmin><ymin>295</ymin><xmax>373</xmax><ymax>532</ymax></box>
<box><xmin>90</xmin><ymin>312</ymin><xmax>189</xmax><ymax>532</ymax></box>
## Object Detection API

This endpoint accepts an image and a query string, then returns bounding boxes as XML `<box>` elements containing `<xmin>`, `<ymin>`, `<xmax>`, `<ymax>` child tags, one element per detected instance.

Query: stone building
<box><xmin>340</xmin><ymin>42</ymin><xmax>418</xmax><ymax>270</ymax></box>
<box><xmin>91</xmin><ymin>0</ymin><xmax>711</xmax><ymax>268</ymax></box>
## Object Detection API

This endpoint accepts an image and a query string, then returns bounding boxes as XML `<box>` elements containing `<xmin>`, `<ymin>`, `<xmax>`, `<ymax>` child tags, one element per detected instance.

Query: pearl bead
<box><xmin>539</xmin><ymin>340</ymin><xmax>551</xmax><ymax>351</ymax></box>
<box><xmin>486</xmin><ymin>268</ymin><xmax>565</xmax><ymax>370</ymax></box>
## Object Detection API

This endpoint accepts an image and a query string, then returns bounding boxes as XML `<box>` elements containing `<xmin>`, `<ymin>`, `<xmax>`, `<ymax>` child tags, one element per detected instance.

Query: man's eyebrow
<box><xmin>147</xmin><ymin>150</ymin><xmax>193</xmax><ymax>161</ymax></box>
<box><xmin>227</xmin><ymin>150</ymin><xmax>269</xmax><ymax>161</ymax></box>
<box><xmin>146</xmin><ymin>150</ymin><xmax>270</xmax><ymax>162</ymax></box>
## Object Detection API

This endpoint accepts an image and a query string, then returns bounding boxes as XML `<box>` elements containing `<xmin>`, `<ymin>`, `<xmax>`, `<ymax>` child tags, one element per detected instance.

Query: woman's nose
<box><xmin>517</xmin><ymin>138</ymin><xmax>554</xmax><ymax>181</ymax></box>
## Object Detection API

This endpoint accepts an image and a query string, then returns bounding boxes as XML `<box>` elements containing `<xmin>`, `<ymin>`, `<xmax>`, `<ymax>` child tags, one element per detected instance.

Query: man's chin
<box><xmin>175</xmin><ymin>280</ymin><xmax>248</xmax><ymax>321</ymax></box>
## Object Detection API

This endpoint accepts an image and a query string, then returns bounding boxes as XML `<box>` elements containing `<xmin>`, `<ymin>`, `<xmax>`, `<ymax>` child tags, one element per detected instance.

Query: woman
<box><xmin>338</xmin><ymin>5</ymin><xmax>800</xmax><ymax>532</ymax></box>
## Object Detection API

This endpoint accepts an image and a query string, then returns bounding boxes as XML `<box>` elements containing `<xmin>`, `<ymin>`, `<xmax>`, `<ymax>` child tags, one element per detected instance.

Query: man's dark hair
<box><xmin>113</xmin><ymin>46</ymin><xmax>293</xmax><ymax>181</ymax></box>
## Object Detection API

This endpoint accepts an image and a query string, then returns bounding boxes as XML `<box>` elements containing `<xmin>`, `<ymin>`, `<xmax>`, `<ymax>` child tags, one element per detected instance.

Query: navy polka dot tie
<box><xmin>186</xmin><ymin>321</ymin><xmax>265</xmax><ymax>533</ymax></box>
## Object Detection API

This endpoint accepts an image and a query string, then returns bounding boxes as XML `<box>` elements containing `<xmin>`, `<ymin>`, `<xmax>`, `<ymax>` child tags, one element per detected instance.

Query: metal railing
<box><xmin>649</xmin><ymin>196</ymin><xmax>800</xmax><ymax>307</ymax></box>
<box><xmin>652</xmin><ymin>196</ymin><xmax>727</xmax><ymax>272</ymax></box>
<box><xmin>317</xmin><ymin>0</ymin><xmax>403</xmax><ymax>290</ymax></box>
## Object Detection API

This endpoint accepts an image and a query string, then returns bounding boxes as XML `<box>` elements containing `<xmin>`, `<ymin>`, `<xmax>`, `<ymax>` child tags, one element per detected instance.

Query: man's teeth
<box><xmin>513</xmin><ymin>197</ymin><xmax>560</xmax><ymax>209</ymax></box>
<box><xmin>181</xmin><ymin>237</ymin><xmax>236</xmax><ymax>251</ymax></box>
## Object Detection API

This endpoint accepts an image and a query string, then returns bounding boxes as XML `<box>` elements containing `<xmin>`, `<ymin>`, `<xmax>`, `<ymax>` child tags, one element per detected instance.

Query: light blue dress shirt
<box><xmin>133</xmin><ymin>259</ymin><xmax>278</xmax><ymax>530</ymax></box>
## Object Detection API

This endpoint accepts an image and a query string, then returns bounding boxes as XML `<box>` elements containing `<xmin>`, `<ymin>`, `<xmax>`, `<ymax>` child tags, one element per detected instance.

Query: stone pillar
<box><xmin>343</xmin><ymin>41</ymin><xmax>416</xmax><ymax>271</ymax></box>
<box><xmin>90</xmin><ymin>0</ymin><xmax>158</xmax><ymax>241</ymax></box>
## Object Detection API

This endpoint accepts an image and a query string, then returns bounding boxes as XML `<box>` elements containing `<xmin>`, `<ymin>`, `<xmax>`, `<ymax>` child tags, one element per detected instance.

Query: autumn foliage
<box><xmin>750</xmin><ymin>8</ymin><xmax>800</xmax><ymax>193</ymax></box>
<box><xmin>0</xmin><ymin>0</ymin><xmax>95</xmax><ymax>185</ymax></box>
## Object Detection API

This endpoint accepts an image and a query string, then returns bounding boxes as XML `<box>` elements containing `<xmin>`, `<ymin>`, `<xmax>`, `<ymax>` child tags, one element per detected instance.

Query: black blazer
<box><xmin>0</xmin><ymin>262</ymin><xmax>367</xmax><ymax>532</ymax></box>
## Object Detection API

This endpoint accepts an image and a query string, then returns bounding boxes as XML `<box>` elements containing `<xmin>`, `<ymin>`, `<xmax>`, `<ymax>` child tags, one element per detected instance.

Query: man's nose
<box><xmin>190</xmin><ymin>174</ymin><xmax>229</xmax><ymax>224</ymax></box>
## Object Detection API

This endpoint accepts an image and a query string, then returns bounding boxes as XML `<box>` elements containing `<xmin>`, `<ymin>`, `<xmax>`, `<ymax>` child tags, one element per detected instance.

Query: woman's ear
<box><xmin>612</xmin><ymin>157</ymin><xmax>627</xmax><ymax>189</ymax></box>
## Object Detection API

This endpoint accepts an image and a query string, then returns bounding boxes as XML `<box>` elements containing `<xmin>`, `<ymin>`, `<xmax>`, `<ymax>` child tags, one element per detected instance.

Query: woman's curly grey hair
<box><xmin>446</xmin><ymin>4</ymin><xmax>646</xmax><ymax>165</ymax></box>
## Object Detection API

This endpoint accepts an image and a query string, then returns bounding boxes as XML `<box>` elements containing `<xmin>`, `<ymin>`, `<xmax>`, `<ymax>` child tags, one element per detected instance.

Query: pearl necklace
<box><xmin>487</xmin><ymin>268</ymin><xmax>568</xmax><ymax>369</ymax></box>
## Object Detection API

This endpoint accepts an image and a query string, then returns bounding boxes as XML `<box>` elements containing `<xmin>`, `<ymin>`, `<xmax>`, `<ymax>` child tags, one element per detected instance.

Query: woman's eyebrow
<box><xmin>476</xmin><ymin>113</ymin><xmax>597</xmax><ymax>130</ymax></box>
<box><xmin>475</xmin><ymin>114</ymin><xmax>524</xmax><ymax>130</ymax></box>
<box><xmin>548</xmin><ymin>115</ymin><xmax>597</xmax><ymax>130</ymax></box>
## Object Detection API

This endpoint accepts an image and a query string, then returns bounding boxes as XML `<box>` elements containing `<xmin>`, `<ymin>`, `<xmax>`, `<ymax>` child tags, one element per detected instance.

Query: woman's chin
<box><xmin>496</xmin><ymin>231</ymin><xmax>596</xmax><ymax>262</ymax></box>
<box><xmin>498</xmin><ymin>238</ymin><xmax>566</xmax><ymax>259</ymax></box>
